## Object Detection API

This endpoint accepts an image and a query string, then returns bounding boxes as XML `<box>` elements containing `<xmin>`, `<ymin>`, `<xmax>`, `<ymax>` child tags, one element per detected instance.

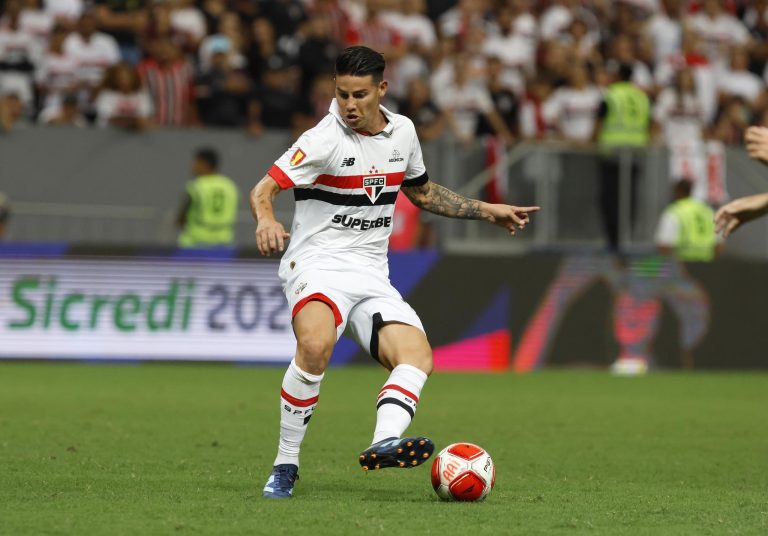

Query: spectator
<box><xmin>176</xmin><ymin>147</ymin><xmax>239</xmax><ymax>248</ymax></box>
<box><xmin>477</xmin><ymin>56</ymin><xmax>518</xmax><ymax>140</ymax></box>
<box><xmin>606</xmin><ymin>34</ymin><xmax>654</xmax><ymax>93</ymax></box>
<box><xmin>518</xmin><ymin>75</ymin><xmax>553</xmax><ymax>140</ymax></box>
<box><xmin>438</xmin><ymin>0</ymin><xmax>486</xmax><ymax>40</ymax></box>
<box><xmin>296</xmin><ymin>13</ymin><xmax>341</xmax><ymax>96</ymax></box>
<box><xmin>560</xmin><ymin>16</ymin><xmax>600</xmax><ymax>65</ymax></box>
<box><xmin>482</xmin><ymin>4</ymin><xmax>534</xmax><ymax>96</ymax></box>
<box><xmin>93</xmin><ymin>0</ymin><xmax>147</xmax><ymax>65</ymax></box>
<box><xmin>543</xmin><ymin>62</ymin><xmax>601</xmax><ymax>143</ymax></box>
<box><xmin>686</xmin><ymin>0</ymin><xmax>750</xmax><ymax>70</ymax></box>
<box><xmin>198</xmin><ymin>11</ymin><xmax>246</xmax><ymax>73</ymax></box>
<box><xmin>644</xmin><ymin>0</ymin><xmax>684</xmax><ymax>65</ymax></box>
<box><xmin>293</xmin><ymin>73</ymin><xmax>334</xmax><ymax>136</ymax></box>
<box><xmin>44</xmin><ymin>0</ymin><xmax>83</xmax><ymax>23</ymax></box>
<box><xmin>38</xmin><ymin>91</ymin><xmax>87</xmax><ymax>126</ymax></box>
<box><xmin>346</xmin><ymin>0</ymin><xmax>405</xmax><ymax>62</ymax></box>
<box><xmin>655</xmin><ymin>179</ymin><xmax>719</xmax><ymax>261</ymax></box>
<box><xmin>435</xmin><ymin>53</ymin><xmax>513</xmax><ymax>146</ymax></box>
<box><xmin>0</xmin><ymin>0</ymin><xmax>42</xmax><ymax>112</ymax></box>
<box><xmin>718</xmin><ymin>46</ymin><xmax>765</xmax><ymax>109</ymax></box>
<box><xmin>745</xmin><ymin>0</ymin><xmax>768</xmax><ymax>68</ymax></box>
<box><xmin>397</xmin><ymin>77</ymin><xmax>444</xmax><ymax>142</ymax></box>
<box><xmin>710</xmin><ymin>96</ymin><xmax>751</xmax><ymax>146</ymax></box>
<box><xmin>381</xmin><ymin>0</ymin><xmax>436</xmax><ymax>57</ymax></box>
<box><xmin>655</xmin><ymin>28</ymin><xmax>718</xmax><ymax>124</ymax></box>
<box><xmin>0</xmin><ymin>192</ymin><xmax>9</xmax><ymax>239</ymax></box>
<box><xmin>63</xmin><ymin>11</ymin><xmax>121</xmax><ymax>96</ymax></box>
<box><xmin>138</xmin><ymin>37</ymin><xmax>194</xmax><ymax>127</ymax></box>
<box><xmin>246</xmin><ymin>17</ymin><xmax>293</xmax><ymax>88</ymax></box>
<box><xmin>94</xmin><ymin>62</ymin><xmax>152</xmax><ymax>129</ymax></box>
<box><xmin>254</xmin><ymin>54</ymin><xmax>300</xmax><ymax>132</ymax></box>
<box><xmin>193</xmin><ymin>43</ymin><xmax>258</xmax><ymax>131</ymax></box>
<box><xmin>169</xmin><ymin>0</ymin><xmax>206</xmax><ymax>49</ymax></box>
<box><xmin>35</xmin><ymin>23</ymin><xmax>78</xmax><ymax>111</ymax></box>
<box><xmin>653</xmin><ymin>68</ymin><xmax>708</xmax><ymax>196</ymax></box>
<box><xmin>0</xmin><ymin>92</ymin><xmax>28</xmax><ymax>132</ymax></box>
<box><xmin>19</xmin><ymin>0</ymin><xmax>54</xmax><ymax>51</ymax></box>
<box><xmin>593</xmin><ymin>63</ymin><xmax>651</xmax><ymax>252</ymax></box>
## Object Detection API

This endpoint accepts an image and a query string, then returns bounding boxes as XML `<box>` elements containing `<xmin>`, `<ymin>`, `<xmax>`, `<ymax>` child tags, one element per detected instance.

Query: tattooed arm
<box><xmin>402</xmin><ymin>180</ymin><xmax>540</xmax><ymax>235</ymax></box>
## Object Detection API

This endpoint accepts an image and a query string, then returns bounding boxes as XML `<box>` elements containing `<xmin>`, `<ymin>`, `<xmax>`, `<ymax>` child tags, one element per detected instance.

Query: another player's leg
<box><xmin>263</xmin><ymin>301</ymin><xmax>336</xmax><ymax>498</ymax></box>
<box><xmin>359</xmin><ymin>322</ymin><xmax>435</xmax><ymax>470</ymax></box>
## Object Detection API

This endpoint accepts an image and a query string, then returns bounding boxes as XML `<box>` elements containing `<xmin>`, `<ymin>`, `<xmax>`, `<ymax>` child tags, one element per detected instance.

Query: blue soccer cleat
<box><xmin>262</xmin><ymin>464</ymin><xmax>299</xmax><ymax>499</ymax></box>
<box><xmin>359</xmin><ymin>436</ymin><xmax>434</xmax><ymax>471</ymax></box>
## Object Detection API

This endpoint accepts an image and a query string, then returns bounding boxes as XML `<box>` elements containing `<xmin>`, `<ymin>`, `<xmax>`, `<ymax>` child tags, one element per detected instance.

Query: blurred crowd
<box><xmin>0</xmin><ymin>0</ymin><xmax>767</xmax><ymax>147</ymax></box>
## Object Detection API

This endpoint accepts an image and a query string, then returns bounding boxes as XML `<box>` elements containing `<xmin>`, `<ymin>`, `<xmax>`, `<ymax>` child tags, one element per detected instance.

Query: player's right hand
<box><xmin>256</xmin><ymin>219</ymin><xmax>290</xmax><ymax>256</ymax></box>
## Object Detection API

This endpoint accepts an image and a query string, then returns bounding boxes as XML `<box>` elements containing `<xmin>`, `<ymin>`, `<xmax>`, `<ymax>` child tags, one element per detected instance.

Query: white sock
<box><xmin>372</xmin><ymin>364</ymin><xmax>428</xmax><ymax>444</ymax></box>
<box><xmin>273</xmin><ymin>359</ymin><xmax>324</xmax><ymax>467</ymax></box>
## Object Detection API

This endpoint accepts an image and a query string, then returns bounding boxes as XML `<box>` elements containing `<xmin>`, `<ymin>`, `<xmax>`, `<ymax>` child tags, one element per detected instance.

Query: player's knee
<box><xmin>295</xmin><ymin>337</ymin><xmax>334</xmax><ymax>373</ymax></box>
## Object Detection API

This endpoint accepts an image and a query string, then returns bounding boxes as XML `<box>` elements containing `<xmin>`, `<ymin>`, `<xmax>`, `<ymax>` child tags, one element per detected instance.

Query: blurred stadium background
<box><xmin>1</xmin><ymin>0</ymin><xmax>767</xmax><ymax>534</ymax></box>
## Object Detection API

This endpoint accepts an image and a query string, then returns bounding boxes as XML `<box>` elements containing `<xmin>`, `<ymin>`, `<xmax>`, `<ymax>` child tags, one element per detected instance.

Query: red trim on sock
<box><xmin>377</xmin><ymin>384</ymin><xmax>419</xmax><ymax>403</ymax></box>
<box><xmin>281</xmin><ymin>388</ymin><xmax>319</xmax><ymax>407</ymax></box>
<box><xmin>292</xmin><ymin>293</ymin><xmax>343</xmax><ymax>327</ymax></box>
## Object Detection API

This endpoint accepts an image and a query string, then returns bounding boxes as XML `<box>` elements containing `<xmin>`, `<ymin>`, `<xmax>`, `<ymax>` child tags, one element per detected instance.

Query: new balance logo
<box><xmin>341</xmin><ymin>157</ymin><xmax>356</xmax><ymax>167</ymax></box>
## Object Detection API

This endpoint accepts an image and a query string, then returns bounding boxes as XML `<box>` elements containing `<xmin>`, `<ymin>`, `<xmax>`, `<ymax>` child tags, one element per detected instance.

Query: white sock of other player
<box><xmin>273</xmin><ymin>359</ymin><xmax>324</xmax><ymax>467</ymax></box>
<box><xmin>372</xmin><ymin>364</ymin><xmax>428</xmax><ymax>444</ymax></box>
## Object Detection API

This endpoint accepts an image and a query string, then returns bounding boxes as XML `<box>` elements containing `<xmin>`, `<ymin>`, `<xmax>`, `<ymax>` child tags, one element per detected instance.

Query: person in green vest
<box><xmin>592</xmin><ymin>62</ymin><xmax>651</xmax><ymax>252</ymax></box>
<box><xmin>177</xmin><ymin>147</ymin><xmax>239</xmax><ymax>247</ymax></box>
<box><xmin>656</xmin><ymin>180</ymin><xmax>721</xmax><ymax>261</ymax></box>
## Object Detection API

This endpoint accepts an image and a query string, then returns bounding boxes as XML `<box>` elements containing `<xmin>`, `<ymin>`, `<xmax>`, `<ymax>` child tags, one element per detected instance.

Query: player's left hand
<box><xmin>483</xmin><ymin>204</ymin><xmax>541</xmax><ymax>236</ymax></box>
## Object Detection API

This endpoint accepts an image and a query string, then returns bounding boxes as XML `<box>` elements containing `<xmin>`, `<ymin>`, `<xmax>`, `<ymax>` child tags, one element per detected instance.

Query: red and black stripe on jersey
<box><xmin>291</xmin><ymin>172</ymin><xmax>429</xmax><ymax>206</ymax></box>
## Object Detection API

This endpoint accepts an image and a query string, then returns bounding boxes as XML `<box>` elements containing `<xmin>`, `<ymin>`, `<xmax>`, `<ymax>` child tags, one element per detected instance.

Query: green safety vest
<box><xmin>670</xmin><ymin>198</ymin><xmax>716</xmax><ymax>262</ymax></box>
<box><xmin>178</xmin><ymin>174</ymin><xmax>239</xmax><ymax>247</ymax></box>
<box><xmin>599</xmin><ymin>82</ymin><xmax>650</xmax><ymax>147</ymax></box>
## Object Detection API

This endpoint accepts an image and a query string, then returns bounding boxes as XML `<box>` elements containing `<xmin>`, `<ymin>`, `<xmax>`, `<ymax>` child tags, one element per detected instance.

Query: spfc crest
<box><xmin>363</xmin><ymin>176</ymin><xmax>386</xmax><ymax>203</ymax></box>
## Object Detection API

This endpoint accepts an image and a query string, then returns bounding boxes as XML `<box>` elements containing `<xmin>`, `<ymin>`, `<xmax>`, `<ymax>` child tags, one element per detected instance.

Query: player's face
<box><xmin>335</xmin><ymin>75</ymin><xmax>388</xmax><ymax>132</ymax></box>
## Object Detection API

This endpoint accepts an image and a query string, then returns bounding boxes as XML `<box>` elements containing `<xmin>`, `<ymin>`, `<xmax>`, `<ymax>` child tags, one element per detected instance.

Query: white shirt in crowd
<box><xmin>94</xmin><ymin>90</ymin><xmax>153</xmax><ymax>127</ymax></box>
<box><xmin>44</xmin><ymin>0</ymin><xmax>83</xmax><ymax>21</ymax></box>
<box><xmin>644</xmin><ymin>11</ymin><xmax>682</xmax><ymax>64</ymax></box>
<box><xmin>435</xmin><ymin>81</ymin><xmax>493</xmax><ymax>140</ymax></box>
<box><xmin>686</xmin><ymin>11</ymin><xmax>749</xmax><ymax>68</ymax></box>
<box><xmin>543</xmin><ymin>85</ymin><xmax>602</xmax><ymax>142</ymax></box>
<box><xmin>380</xmin><ymin>10</ymin><xmax>436</xmax><ymax>49</ymax></box>
<box><xmin>35</xmin><ymin>50</ymin><xmax>79</xmax><ymax>107</ymax></box>
<box><xmin>539</xmin><ymin>4</ymin><xmax>572</xmax><ymax>40</ymax></box>
<box><xmin>0</xmin><ymin>25</ymin><xmax>43</xmax><ymax>106</ymax></box>
<box><xmin>654</xmin><ymin>89</ymin><xmax>705</xmax><ymax>144</ymax></box>
<box><xmin>719</xmin><ymin>69</ymin><xmax>764</xmax><ymax>105</ymax></box>
<box><xmin>171</xmin><ymin>7</ymin><xmax>207</xmax><ymax>43</ymax></box>
<box><xmin>63</xmin><ymin>31</ymin><xmax>120</xmax><ymax>87</ymax></box>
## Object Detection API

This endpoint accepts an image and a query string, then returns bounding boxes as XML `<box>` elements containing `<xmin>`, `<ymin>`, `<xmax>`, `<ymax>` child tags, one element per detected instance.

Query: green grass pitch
<box><xmin>0</xmin><ymin>363</ymin><xmax>766</xmax><ymax>535</ymax></box>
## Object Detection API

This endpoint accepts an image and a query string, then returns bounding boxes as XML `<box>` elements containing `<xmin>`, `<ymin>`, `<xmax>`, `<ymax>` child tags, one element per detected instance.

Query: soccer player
<box><xmin>715</xmin><ymin>126</ymin><xmax>768</xmax><ymax>237</ymax></box>
<box><xmin>250</xmin><ymin>46</ymin><xmax>539</xmax><ymax>499</ymax></box>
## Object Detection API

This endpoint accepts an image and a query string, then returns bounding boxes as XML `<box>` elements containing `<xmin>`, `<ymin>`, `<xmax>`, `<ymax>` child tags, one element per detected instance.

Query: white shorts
<box><xmin>282</xmin><ymin>265</ymin><xmax>424</xmax><ymax>360</ymax></box>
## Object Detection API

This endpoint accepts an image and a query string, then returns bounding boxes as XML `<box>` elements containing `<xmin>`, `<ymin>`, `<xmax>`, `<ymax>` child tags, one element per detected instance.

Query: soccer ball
<box><xmin>430</xmin><ymin>443</ymin><xmax>495</xmax><ymax>501</ymax></box>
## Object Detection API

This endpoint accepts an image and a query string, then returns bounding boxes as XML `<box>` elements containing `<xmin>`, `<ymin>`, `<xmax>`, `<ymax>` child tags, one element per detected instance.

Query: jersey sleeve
<box><xmin>402</xmin><ymin>120</ymin><xmax>429</xmax><ymax>187</ymax></box>
<box><xmin>268</xmin><ymin>129</ymin><xmax>331</xmax><ymax>189</ymax></box>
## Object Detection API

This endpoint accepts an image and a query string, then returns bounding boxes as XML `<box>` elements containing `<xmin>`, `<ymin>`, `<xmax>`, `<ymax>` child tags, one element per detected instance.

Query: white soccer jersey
<box><xmin>268</xmin><ymin>100</ymin><xmax>428</xmax><ymax>279</ymax></box>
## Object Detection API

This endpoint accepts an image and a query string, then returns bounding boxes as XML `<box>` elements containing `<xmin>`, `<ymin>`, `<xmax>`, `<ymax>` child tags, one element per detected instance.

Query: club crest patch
<box><xmin>290</xmin><ymin>148</ymin><xmax>306</xmax><ymax>166</ymax></box>
<box><xmin>363</xmin><ymin>176</ymin><xmax>386</xmax><ymax>203</ymax></box>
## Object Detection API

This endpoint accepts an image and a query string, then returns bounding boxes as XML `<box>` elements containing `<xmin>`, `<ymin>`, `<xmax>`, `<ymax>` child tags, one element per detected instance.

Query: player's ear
<box><xmin>378</xmin><ymin>79</ymin><xmax>388</xmax><ymax>98</ymax></box>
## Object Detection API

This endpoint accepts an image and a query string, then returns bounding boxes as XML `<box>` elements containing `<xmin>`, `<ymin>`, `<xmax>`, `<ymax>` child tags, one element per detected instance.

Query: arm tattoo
<box><xmin>402</xmin><ymin>181</ymin><xmax>485</xmax><ymax>220</ymax></box>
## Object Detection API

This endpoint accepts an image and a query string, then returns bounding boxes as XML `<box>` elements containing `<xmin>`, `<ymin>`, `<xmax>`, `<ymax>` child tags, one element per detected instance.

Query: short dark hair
<box><xmin>195</xmin><ymin>147</ymin><xmax>219</xmax><ymax>170</ymax></box>
<box><xmin>673</xmin><ymin>179</ymin><xmax>693</xmax><ymax>199</ymax></box>
<box><xmin>617</xmin><ymin>63</ymin><xmax>634</xmax><ymax>82</ymax></box>
<box><xmin>335</xmin><ymin>46</ymin><xmax>385</xmax><ymax>82</ymax></box>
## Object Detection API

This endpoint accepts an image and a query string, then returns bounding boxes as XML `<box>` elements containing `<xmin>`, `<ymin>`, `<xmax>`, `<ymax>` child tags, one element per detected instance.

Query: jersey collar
<box><xmin>329</xmin><ymin>99</ymin><xmax>395</xmax><ymax>137</ymax></box>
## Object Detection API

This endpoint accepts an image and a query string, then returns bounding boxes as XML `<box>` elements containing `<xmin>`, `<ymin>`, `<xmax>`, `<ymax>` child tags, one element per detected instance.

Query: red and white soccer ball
<box><xmin>431</xmin><ymin>443</ymin><xmax>495</xmax><ymax>501</ymax></box>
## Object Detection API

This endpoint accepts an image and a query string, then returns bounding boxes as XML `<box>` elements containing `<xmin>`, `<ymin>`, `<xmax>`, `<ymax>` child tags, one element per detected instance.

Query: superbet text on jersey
<box><xmin>268</xmin><ymin>100</ymin><xmax>428</xmax><ymax>276</ymax></box>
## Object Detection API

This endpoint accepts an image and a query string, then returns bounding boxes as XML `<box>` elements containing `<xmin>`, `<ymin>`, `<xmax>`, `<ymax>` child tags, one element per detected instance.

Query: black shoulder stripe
<box><xmin>294</xmin><ymin>189</ymin><xmax>398</xmax><ymax>206</ymax></box>
<box><xmin>402</xmin><ymin>172</ymin><xmax>429</xmax><ymax>187</ymax></box>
